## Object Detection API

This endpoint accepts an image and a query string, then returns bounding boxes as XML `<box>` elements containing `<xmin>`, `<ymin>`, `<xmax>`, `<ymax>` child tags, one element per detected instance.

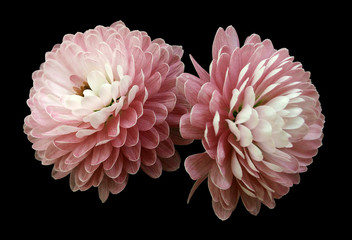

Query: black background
<box><xmin>7</xmin><ymin>1</ymin><xmax>346</xmax><ymax>237</ymax></box>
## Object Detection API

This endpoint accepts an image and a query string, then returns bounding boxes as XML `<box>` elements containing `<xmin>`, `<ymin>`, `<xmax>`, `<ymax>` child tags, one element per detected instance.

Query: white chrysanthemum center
<box><xmin>62</xmin><ymin>64</ymin><xmax>133</xmax><ymax>128</ymax></box>
<box><xmin>217</xmin><ymin>86</ymin><xmax>305</xmax><ymax>161</ymax></box>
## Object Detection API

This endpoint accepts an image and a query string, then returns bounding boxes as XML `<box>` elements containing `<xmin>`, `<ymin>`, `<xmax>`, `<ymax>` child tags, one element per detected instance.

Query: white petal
<box><xmin>238</xmin><ymin>125</ymin><xmax>252</xmax><ymax>147</ymax></box>
<box><xmin>256</xmin><ymin>105</ymin><xmax>276</xmax><ymax>122</ymax></box>
<box><xmin>81</xmin><ymin>95</ymin><xmax>105</xmax><ymax>111</ymax></box>
<box><xmin>87</xmin><ymin>70</ymin><xmax>108</xmax><ymax>94</ymax></box>
<box><xmin>263</xmin><ymin>161</ymin><xmax>283</xmax><ymax>172</ymax></box>
<box><xmin>235</xmin><ymin>104</ymin><xmax>252</xmax><ymax>124</ymax></box>
<box><xmin>284</xmin><ymin>107</ymin><xmax>303</xmax><ymax>118</ymax></box>
<box><xmin>228</xmin><ymin>135</ymin><xmax>245</xmax><ymax>159</ymax></box>
<box><xmin>213</xmin><ymin>111</ymin><xmax>220</xmax><ymax>136</ymax></box>
<box><xmin>225</xmin><ymin>119</ymin><xmax>240</xmax><ymax>140</ymax></box>
<box><xmin>117</xmin><ymin>65</ymin><xmax>124</xmax><ymax>80</ymax></box>
<box><xmin>256</xmin><ymin>139</ymin><xmax>276</xmax><ymax>154</ymax></box>
<box><xmin>120</xmin><ymin>75</ymin><xmax>131</xmax><ymax>96</ymax></box>
<box><xmin>105</xmin><ymin>63</ymin><xmax>114</xmax><ymax>83</ymax></box>
<box><xmin>76</xmin><ymin>128</ymin><xmax>98</xmax><ymax>138</ymax></box>
<box><xmin>62</xmin><ymin>95</ymin><xmax>83</xmax><ymax>110</ymax></box>
<box><xmin>99</xmin><ymin>83</ymin><xmax>112</xmax><ymax>106</ymax></box>
<box><xmin>273</xmin><ymin>130</ymin><xmax>291</xmax><ymax>148</ymax></box>
<box><xmin>247</xmin><ymin>143</ymin><xmax>263</xmax><ymax>161</ymax></box>
<box><xmin>284</xmin><ymin>117</ymin><xmax>304</xmax><ymax>130</ymax></box>
<box><xmin>244</xmin><ymin>108</ymin><xmax>259</xmax><ymax>130</ymax></box>
<box><xmin>238</xmin><ymin>63</ymin><xmax>250</xmax><ymax>83</ymax></box>
<box><xmin>243</xmin><ymin>86</ymin><xmax>255</xmax><ymax>107</ymax></box>
<box><xmin>83</xmin><ymin>89</ymin><xmax>95</xmax><ymax>97</ymax></box>
<box><xmin>263</xmin><ymin>68</ymin><xmax>282</xmax><ymax>82</ymax></box>
<box><xmin>88</xmin><ymin>111</ymin><xmax>111</xmax><ymax>129</ymax></box>
<box><xmin>111</xmin><ymin>81</ymin><xmax>120</xmax><ymax>100</ymax></box>
<box><xmin>252</xmin><ymin>64</ymin><xmax>265</xmax><ymax>86</ymax></box>
<box><xmin>128</xmin><ymin>85</ymin><xmax>139</xmax><ymax>105</ymax></box>
<box><xmin>231</xmin><ymin>151</ymin><xmax>242</xmax><ymax>179</ymax></box>
<box><xmin>252</xmin><ymin>119</ymin><xmax>272</xmax><ymax>142</ymax></box>
<box><xmin>266</xmin><ymin>96</ymin><xmax>289</xmax><ymax>112</ymax></box>
<box><xmin>229</xmin><ymin>89</ymin><xmax>240</xmax><ymax>113</ymax></box>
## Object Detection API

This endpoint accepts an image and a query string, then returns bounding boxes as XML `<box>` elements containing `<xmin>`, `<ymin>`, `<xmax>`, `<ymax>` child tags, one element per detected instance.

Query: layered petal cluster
<box><xmin>24</xmin><ymin>21</ymin><xmax>189</xmax><ymax>202</ymax></box>
<box><xmin>178</xmin><ymin>26</ymin><xmax>324</xmax><ymax>219</ymax></box>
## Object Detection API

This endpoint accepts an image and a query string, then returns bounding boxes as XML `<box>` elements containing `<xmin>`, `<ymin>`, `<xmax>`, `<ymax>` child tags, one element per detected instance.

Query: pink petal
<box><xmin>209</xmin><ymin>164</ymin><xmax>232</xmax><ymax>190</ymax></box>
<box><xmin>140</xmin><ymin>148</ymin><xmax>157</xmax><ymax>166</ymax></box>
<box><xmin>148</xmin><ymin>92</ymin><xmax>176</xmax><ymax>112</ymax></box>
<box><xmin>121</xmin><ymin>141</ymin><xmax>141</xmax><ymax>161</ymax></box>
<box><xmin>190</xmin><ymin>54</ymin><xmax>210</xmax><ymax>82</ymax></box>
<box><xmin>104</xmin><ymin>154</ymin><xmax>124</xmax><ymax>178</ymax></box>
<box><xmin>190</xmin><ymin>104</ymin><xmax>212</xmax><ymax>129</ymax></box>
<box><xmin>103</xmin><ymin>147</ymin><xmax>120</xmax><ymax>170</ymax></box>
<box><xmin>241</xmin><ymin>194</ymin><xmax>261</xmax><ymax>216</ymax></box>
<box><xmin>140</xmin><ymin>127</ymin><xmax>159</xmax><ymax>149</ymax></box>
<box><xmin>231</xmin><ymin>151</ymin><xmax>242</xmax><ymax>179</ymax></box>
<box><xmin>155</xmin><ymin>137</ymin><xmax>175</xmax><ymax>158</ymax></box>
<box><xmin>154</xmin><ymin>121</ymin><xmax>169</xmax><ymax>141</ymax></box>
<box><xmin>120</xmin><ymin>107</ymin><xmax>137</xmax><ymax>129</ymax></box>
<box><xmin>184</xmin><ymin>152</ymin><xmax>213</xmax><ymax>180</ymax></box>
<box><xmin>144</xmin><ymin>102</ymin><xmax>168</xmax><ymax>125</ymax></box>
<box><xmin>91</xmin><ymin>143</ymin><xmax>113</xmax><ymax>165</ymax></box>
<box><xmin>212</xmin><ymin>200</ymin><xmax>233</xmax><ymax>221</ymax></box>
<box><xmin>108</xmin><ymin>177</ymin><xmax>128</xmax><ymax>195</ymax></box>
<box><xmin>184</xmin><ymin>74</ymin><xmax>204</xmax><ymax>106</ymax></box>
<box><xmin>111</xmin><ymin>128</ymin><xmax>127</xmax><ymax>148</ymax></box>
<box><xmin>98</xmin><ymin>177</ymin><xmax>109</xmax><ymax>203</ymax></box>
<box><xmin>159</xmin><ymin>151</ymin><xmax>181</xmax><ymax>172</ymax></box>
<box><xmin>124</xmin><ymin>125</ymin><xmax>139</xmax><ymax>147</ymax></box>
<box><xmin>197</xmin><ymin>82</ymin><xmax>216</xmax><ymax>105</ymax></box>
<box><xmin>212</xmin><ymin>26</ymin><xmax>239</xmax><ymax>60</ymax></box>
<box><xmin>72</xmin><ymin>135</ymin><xmax>97</xmax><ymax>158</ymax></box>
<box><xmin>141</xmin><ymin>158</ymin><xmax>162</xmax><ymax>178</ymax></box>
<box><xmin>106</xmin><ymin>115</ymin><xmax>120</xmax><ymax>137</ymax></box>
<box><xmin>137</xmin><ymin>109</ymin><xmax>156</xmax><ymax>131</ymax></box>
<box><xmin>238</xmin><ymin>125</ymin><xmax>252</xmax><ymax>147</ymax></box>
<box><xmin>217</xmin><ymin>130</ymin><xmax>231</xmax><ymax>166</ymax></box>
<box><xmin>252</xmin><ymin>119</ymin><xmax>272</xmax><ymax>143</ymax></box>
<box><xmin>187</xmin><ymin>175</ymin><xmax>207</xmax><ymax>204</ymax></box>
<box><xmin>123</xmin><ymin>157</ymin><xmax>141</xmax><ymax>174</ymax></box>
<box><xmin>145</xmin><ymin>72</ymin><xmax>161</xmax><ymax>96</ymax></box>
<box><xmin>180</xmin><ymin>113</ymin><xmax>204</xmax><ymax>140</ymax></box>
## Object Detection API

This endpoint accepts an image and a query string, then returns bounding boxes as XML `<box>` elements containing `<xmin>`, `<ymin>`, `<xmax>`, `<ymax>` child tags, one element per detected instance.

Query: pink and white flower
<box><xmin>178</xmin><ymin>26</ymin><xmax>324</xmax><ymax>219</ymax></box>
<box><xmin>24</xmin><ymin>21</ymin><xmax>189</xmax><ymax>202</ymax></box>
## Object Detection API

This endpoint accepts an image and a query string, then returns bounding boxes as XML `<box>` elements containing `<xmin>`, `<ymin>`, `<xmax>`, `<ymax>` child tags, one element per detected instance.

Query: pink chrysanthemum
<box><xmin>24</xmin><ymin>21</ymin><xmax>189</xmax><ymax>202</ymax></box>
<box><xmin>178</xmin><ymin>26</ymin><xmax>324</xmax><ymax>219</ymax></box>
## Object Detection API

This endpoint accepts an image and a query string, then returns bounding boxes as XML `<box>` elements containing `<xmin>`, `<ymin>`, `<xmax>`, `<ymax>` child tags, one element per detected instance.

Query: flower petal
<box><xmin>87</xmin><ymin>70</ymin><xmax>108</xmax><ymax>94</ymax></box>
<box><xmin>140</xmin><ymin>127</ymin><xmax>159</xmax><ymax>149</ymax></box>
<box><xmin>160</xmin><ymin>151</ymin><xmax>181</xmax><ymax>172</ymax></box>
<box><xmin>185</xmin><ymin>152</ymin><xmax>213</xmax><ymax>180</ymax></box>
<box><xmin>252</xmin><ymin>119</ymin><xmax>272</xmax><ymax>142</ymax></box>
<box><xmin>190</xmin><ymin>104</ymin><xmax>212</xmax><ymax>129</ymax></box>
<box><xmin>238</xmin><ymin>125</ymin><xmax>252</xmax><ymax>147</ymax></box>
<box><xmin>209</xmin><ymin>164</ymin><xmax>232</xmax><ymax>190</ymax></box>
<box><xmin>120</xmin><ymin>107</ymin><xmax>137</xmax><ymax>128</ymax></box>
<box><xmin>137</xmin><ymin>109</ymin><xmax>156</xmax><ymax>131</ymax></box>
<box><xmin>180</xmin><ymin>113</ymin><xmax>204</xmax><ymax>139</ymax></box>
<box><xmin>266</xmin><ymin>96</ymin><xmax>289</xmax><ymax>111</ymax></box>
<box><xmin>141</xmin><ymin>158</ymin><xmax>162</xmax><ymax>178</ymax></box>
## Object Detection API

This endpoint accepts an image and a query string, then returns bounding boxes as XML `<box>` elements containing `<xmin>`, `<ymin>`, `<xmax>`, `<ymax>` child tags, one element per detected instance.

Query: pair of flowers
<box><xmin>24</xmin><ymin>21</ymin><xmax>324</xmax><ymax>220</ymax></box>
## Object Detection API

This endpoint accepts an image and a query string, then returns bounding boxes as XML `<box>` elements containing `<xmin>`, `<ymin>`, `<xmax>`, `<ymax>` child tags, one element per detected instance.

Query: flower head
<box><xmin>24</xmin><ymin>21</ymin><xmax>189</xmax><ymax>202</ymax></box>
<box><xmin>178</xmin><ymin>26</ymin><xmax>324</xmax><ymax>219</ymax></box>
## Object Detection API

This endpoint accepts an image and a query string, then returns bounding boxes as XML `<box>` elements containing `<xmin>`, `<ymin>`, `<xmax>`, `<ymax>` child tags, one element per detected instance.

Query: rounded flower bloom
<box><xmin>24</xmin><ymin>21</ymin><xmax>189</xmax><ymax>202</ymax></box>
<box><xmin>178</xmin><ymin>26</ymin><xmax>324</xmax><ymax>219</ymax></box>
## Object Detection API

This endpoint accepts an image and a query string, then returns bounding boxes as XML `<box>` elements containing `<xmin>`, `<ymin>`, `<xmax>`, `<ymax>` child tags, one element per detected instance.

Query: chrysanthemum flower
<box><xmin>24</xmin><ymin>21</ymin><xmax>190</xmax><ymax>202</ymax></box>
<box><xmin>178</xmin><ymin>26</ymin><xmax>324</xmax><ymax>219</ymax></box>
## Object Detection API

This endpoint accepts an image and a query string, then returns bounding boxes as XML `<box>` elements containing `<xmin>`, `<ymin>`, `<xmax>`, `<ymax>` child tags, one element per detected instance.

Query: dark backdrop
<box><xmin>8</xmin><ymin>1</ymin><xmax>344</xmax><ymax>237</ymax></box>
